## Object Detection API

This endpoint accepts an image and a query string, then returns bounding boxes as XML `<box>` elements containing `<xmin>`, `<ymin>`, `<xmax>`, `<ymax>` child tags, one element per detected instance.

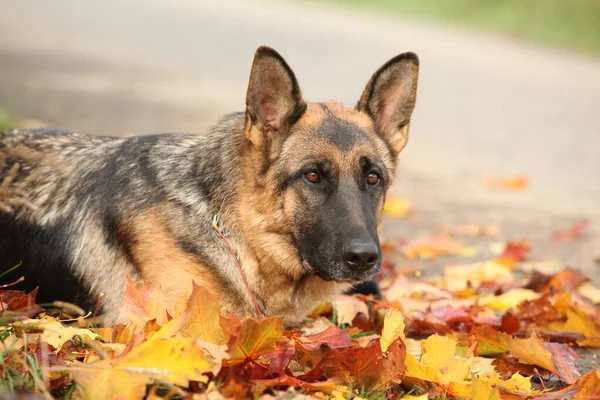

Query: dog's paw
<box><xmin>299</xmin><ymin>316</ymin><xmax>334</xmax><ymax>336</ymax></box>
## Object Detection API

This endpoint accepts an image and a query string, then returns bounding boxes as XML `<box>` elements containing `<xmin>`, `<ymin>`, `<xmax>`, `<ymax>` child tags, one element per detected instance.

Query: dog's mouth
<box><xmin>301</xmin><ymin>259</ymin><xmax>318</xmax><ymax>275</ymax></box>
<box><xmin>301</xmin><ymin>259</ymin><xmax>377</xmax><ymax>283</ymax></box>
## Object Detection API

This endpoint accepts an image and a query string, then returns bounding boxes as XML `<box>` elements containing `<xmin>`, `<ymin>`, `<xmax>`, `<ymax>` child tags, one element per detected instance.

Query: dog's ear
<box><xmin>245</xmin><ymin>46</ymin><xmax>306</xmax><ymax>147</ymax></box>
<box><xmin>357</xmin><ymin>52</ymin><xmax>419</xmax><ymax>158</ymax></box>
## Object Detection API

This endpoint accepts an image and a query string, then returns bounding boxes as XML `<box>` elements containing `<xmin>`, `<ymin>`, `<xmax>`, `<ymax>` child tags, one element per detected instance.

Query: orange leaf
<box><xmin>119</xmin><ymin>276</ymin><xmax>168</xmax><ymax>327</ymax></box>
<box><xmin>228</xmin><ymin>317</ymin><xmax>283</xmax><ymax>362</ymax></box>
<box><xmin>182</xmin><ymin>282</ymin><xmax>226</xmax><ymax>345</ymax></box>
<box><xmin>499</xmin><ymin>239</ymin><xmax>530</xmax><ymax>262</ymax></box>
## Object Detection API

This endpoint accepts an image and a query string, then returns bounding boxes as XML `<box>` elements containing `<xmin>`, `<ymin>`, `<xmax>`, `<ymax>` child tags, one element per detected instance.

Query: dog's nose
<box><xmin>343</xmin><ymin>242</ymin><xmax>379</xmax><ymax>271</ymax></box>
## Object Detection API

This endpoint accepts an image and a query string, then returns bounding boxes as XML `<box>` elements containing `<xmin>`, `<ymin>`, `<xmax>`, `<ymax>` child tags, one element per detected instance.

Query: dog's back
<box><xmin>0</xmin><ymin>129</ymin><xmax>134</xmax><ymax>311</ymax></box>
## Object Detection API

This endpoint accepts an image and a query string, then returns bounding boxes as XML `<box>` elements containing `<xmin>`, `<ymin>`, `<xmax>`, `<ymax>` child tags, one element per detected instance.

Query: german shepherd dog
<box><xmin>0</xmin><ymin>47</ymin><xmax>418</xmax><ymax>327</ymax></box>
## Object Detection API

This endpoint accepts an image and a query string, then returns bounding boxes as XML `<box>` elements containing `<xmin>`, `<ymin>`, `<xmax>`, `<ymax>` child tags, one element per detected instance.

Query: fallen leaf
<box><xmin>480</xmin><ymin>289</ymin><xmax>541</xmax><ymax>312</ymax></box>
<box><xmin>380</xmin><ymin>308</ymin><xmax>406</xmax><ymax>353</ymax></box>
<box><xmin>183</xmin><ymin>282</ymin><xmax>226</xmax><ymax>345</ymax></box>
<box><xmin>296</xmin><ymin>325</ymin><xmax>352</xmax><ymax>351</ymax></box>
<box><xmin>228</xmin><ymin>317</ymin><xmax>283</xmax><ymax>362</ymax></box>
<box><xmin>119</xmin><ymin>276</ymin><xmax>168</xmax><ymax>327</ymax></box>
<box><xmin>471</xmin><ymin>376</ymin><xmax>500</xmax><ymax>400</ymax></box>
<box><xmin>16</xmin><ymin>316</ymin><xmax>98</xmax><ymax>352</ymax></box>
<box><xmin>0</xmin><ymin>288</ymin><xmax>44</xmax><ymax>318</ymax></box>
<box><xmin>499</xmin><ymin>240</ymin><xmax>530</xmax><ymax>262</ymax></box>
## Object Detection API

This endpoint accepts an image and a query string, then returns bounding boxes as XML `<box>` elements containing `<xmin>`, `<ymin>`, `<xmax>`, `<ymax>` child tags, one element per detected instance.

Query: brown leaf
<box><xmin>543</xmin><ymin>342</ymin><xmax>580</xmax><ymax>385</ymax></box>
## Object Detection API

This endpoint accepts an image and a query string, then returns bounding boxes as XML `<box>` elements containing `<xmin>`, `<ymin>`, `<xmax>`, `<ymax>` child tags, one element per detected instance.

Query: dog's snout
<box><xmin>343</xmin><ymin>241</ymin><xmax>379</xmax><ymax>271</ymax></box>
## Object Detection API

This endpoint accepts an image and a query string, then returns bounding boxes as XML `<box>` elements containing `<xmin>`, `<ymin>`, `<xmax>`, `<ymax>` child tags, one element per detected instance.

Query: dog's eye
<box><xmin>367</xmin><ymin>172</ymin><xmax>380</xmax><ymax>185</ymax></box>
<box><xmin>304</xmin><ymin>171</ymin><xmax>321</xmax><ymax>184</ymax></box>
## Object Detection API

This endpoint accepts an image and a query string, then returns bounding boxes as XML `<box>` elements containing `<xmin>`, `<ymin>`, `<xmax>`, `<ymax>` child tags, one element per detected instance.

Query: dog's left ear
<box><xmin>357</xmin><ymin>52</ymin><xmax>419</xmax><ymax>158</ymax></box>
<box><xmin>245</xmin><ymin>46</ymin><xmax>307</xmax><ymax>147</ymax></box>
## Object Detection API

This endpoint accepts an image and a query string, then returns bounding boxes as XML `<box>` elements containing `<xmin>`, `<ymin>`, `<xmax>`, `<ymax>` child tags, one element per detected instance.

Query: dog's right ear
<box><xmin>245</xmin><ymin>46</ymin><xmax>306</xmax><ymax>147</ymax></box>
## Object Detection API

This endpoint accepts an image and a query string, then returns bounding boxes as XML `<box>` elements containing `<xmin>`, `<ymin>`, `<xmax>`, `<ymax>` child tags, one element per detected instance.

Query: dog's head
<box><xmin>242</xmin><ymin>46</ymin><xmax>418</xmax><ymax>283</ymax></box>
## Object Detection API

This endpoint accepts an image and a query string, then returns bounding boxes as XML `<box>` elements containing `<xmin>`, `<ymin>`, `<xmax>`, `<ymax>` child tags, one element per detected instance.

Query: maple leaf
<box><xmin>182</xmin><ymin>282</ymin><xmax>226</xmax><ymax>345</ymax></box>
<box><xmin>72</xmin><ymin>315</ymin><xmax>216</xmax><ymax>399</ymax></box>
<box><xmin>498</xmin><ymin>239</ymin><xmax>530</xmax><ymax>261</ymax></box>
<box><xmin>16</xmin><ymin>316</ymin><xmax>98</xmax><ymax>353</ymax></box>
<box><xmin>470</xmin><ymin>377</ymin><xmax>500</xmax><ymax>400</ymax></box>
<box><xmin>543</xmin><ymin>342</ymin><xmax>580</xmax><ymax>385</ymax></box>
<box><xmin>296</xmin><ymin>325</ymin><xmax>352</xmax><ymax>351</ymax></box>
<box><xmin>380</xmin><ymin>308</ymin><xmax>406</xmax><ymax>353</ymax></box>
<box><xmin>443</xmin><ymin>261</ymin><xmax>513</xmax><ymax>292</ymax></box>
<box><xmin>319</xmin><ymin>337</ymin><xmax>405</xmax><ymax>390</ymax></box>
<box><xmin>383</xmin><ymin>196</ymin><xmax>412</xmax><ymax>218</ymax></box>
<box><xmin>480</xmin><ymin>288</ymin><xmax>541</xmax><ymax>312</ymax></box>
<box><xmin>552</xmin><ymin>218</ymin><xmax>589</xmax><ymax>241</ymax></box>
<box><xmin>227</xmin><ymin>317</ymin><xmax>283</xmax><ymax>363</ymax></box>
<box><xmin>469</xmin><ymin>326</ymin><xmax>511</xmax><ymax>356</ymax></box>
<box><xmin>0</xmin><ymin>288</ymin><xmax>43</xmax><ymax>317</ymax></box>
<box><xmin>549</xmin><ymin>306</ymin><xmax>600</xmax><ymax>339</ymax></box>
<box><xmin>420</xmin><ymin>335</ymin><xmax>470</xmax><ymax>385</ymax></box>
<box><xmin>509</xmin><ymin>333</ymin><xmax>580</xmax><ymax>384</ymax></box>
<box><xmin>71</xmin><ymin>365</ymin><xmax>150</xmax><ymax>400</ymax></box>
<box><xmin>119</xmin><ymin>276</ymin><xmax>168</xmax><ymax>327</ymax></box>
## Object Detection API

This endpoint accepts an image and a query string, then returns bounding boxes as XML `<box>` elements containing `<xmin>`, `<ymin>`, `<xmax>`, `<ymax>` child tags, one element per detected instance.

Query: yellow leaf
<box><xmin>331</xmin><ymin>295</ymin><xmax>369</xmax><ymax>326</ymax></box>
<box><xmin>17</xmin><ymin>317</ymin><xmax>98</xmax><ymax>353</ymax></box>
<box><xmin>549</xmin><ymin>307</ymin><xmax>600</xmax><ymax>338</ymax></box>
<box><xmin>73</xmin><ymin>315</ymin><xmax>216</xmax><ymax>399</ymax></box>
<box><xmin>117</xmin><ymin>316</ymin><xmax>216</xmax><ymax>386</ymax></box>
<box><xmin>509</xmin><ymin>333</ymin><xmax>555</xmax><ymax>373</ymax></box>
<box><xmin>444</xmin><ymin>261</ymin><xmax>513</xmax><ymax>292</ymax></box>
<box><xmin>71</xmin><ymin>364</ymin><xmax>149</xmax><ymax>400</ymax></box>
<box><xmin>421</xmin><ymin>335</ymin><xmax>456</xmax><ymax>370</ymax></box>
<box><xmin>383</xmin><ymin>196</ymin><xmax>412</xmax><ymax>218</ymax></box>
<box><xmin>380</xmin><ymin>308</ymin><xmax>405</xmax><ymax>353</ymax></box>
<box><xmin>471</xmin><ymin>377</ymin><xmax>500</xmax><ymax>400</ymax></box>
<box><xmin>182</xmin><ymin>283</ymin><xmax>226</xmax><ymax>345</ymax></box>
<box><xmin>404</xmin><ymin>353</ymin><xmax>442</xmax><ymax>383</ymax></box>
<box><xmin>480</xmin><ymin>288</ymin><xmax>541</xmax><ymax>312</ymax></box>
<box><xmin>421</xmin><ymin>335</ymin><xmax>471</xmax><ymax>385</ymax></box>
<box><xmin>487</xmin><ymin>372</ymin><xmax>532</xmax><ymax>394</ymax></box>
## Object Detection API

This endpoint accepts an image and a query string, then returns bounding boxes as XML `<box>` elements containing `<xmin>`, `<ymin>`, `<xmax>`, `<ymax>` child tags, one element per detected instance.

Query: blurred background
<box><xmin>0</xmin><ymin>0</ymin><xmax>599</xmax><ymax>279</ymax></box>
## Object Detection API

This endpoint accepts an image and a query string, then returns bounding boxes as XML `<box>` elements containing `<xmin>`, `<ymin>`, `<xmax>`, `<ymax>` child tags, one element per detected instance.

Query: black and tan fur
<box><xmin>0</xmin><ymin>47</ymin><xmax>419</xmax><ymax>327</ymax></box>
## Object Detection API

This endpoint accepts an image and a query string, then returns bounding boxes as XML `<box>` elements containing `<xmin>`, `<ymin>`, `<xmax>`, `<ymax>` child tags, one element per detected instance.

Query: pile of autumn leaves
<box><xmin>1</xmin><ymin>239</ymin><xmax>600</xmax><ymax>399</ymax></box>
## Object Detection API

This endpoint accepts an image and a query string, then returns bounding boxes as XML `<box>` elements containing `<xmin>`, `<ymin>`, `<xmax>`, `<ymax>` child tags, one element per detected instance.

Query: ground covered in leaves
<box><xmin>0</xmin><ymin>207</ymin><xmax>599</xmax><ymax>399</ymax></box>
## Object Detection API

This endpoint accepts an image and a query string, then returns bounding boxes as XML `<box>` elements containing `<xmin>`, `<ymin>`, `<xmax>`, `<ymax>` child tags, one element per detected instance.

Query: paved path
<box><xmin>0</xmin><ymin>0</ymin><xmax>599</xmax><ymax>280</ymax></box>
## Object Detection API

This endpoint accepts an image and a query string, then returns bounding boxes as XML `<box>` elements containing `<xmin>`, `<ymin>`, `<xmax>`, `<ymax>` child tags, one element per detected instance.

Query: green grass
<box><xmin>324</xmin><ymin>0</ymin><xmax>600</xmax><ymax>55</ymax></box>
<box><xmin>0</xmin><ymin>109</ymin><xmax>19</xmax><ymax>131</ymax></box>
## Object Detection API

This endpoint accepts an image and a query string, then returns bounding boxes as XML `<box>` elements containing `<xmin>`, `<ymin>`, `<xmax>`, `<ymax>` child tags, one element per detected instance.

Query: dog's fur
<box><xmin>0</xmin><ymin>47</ymin><xmax>418</xmax><ymax>327</ymax></box>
